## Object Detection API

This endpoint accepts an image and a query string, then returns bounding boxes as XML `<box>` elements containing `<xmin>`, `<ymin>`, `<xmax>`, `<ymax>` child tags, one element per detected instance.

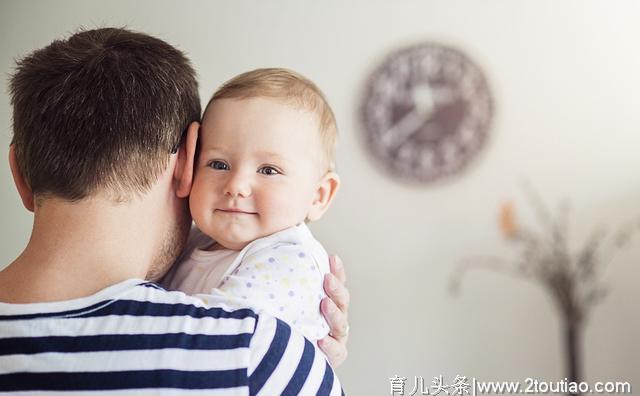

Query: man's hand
<box><xmin>319</xmin><ymin>255</ymin><xmax>350</xmax><ymax>367</ymax></box>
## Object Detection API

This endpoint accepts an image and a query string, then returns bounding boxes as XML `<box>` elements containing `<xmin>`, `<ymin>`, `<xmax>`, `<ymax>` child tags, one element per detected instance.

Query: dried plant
<box><xmin>450</xmin><ymin>184</ymin><xmax>639</xmax><ymax>395</ymax></box>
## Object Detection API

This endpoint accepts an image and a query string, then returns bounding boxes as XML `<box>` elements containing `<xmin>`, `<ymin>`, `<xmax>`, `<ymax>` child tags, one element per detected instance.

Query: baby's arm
<box><xmin>212</xmin><ymin>244</ymin><xmax>330</xmax><ymax>342</ymax></box>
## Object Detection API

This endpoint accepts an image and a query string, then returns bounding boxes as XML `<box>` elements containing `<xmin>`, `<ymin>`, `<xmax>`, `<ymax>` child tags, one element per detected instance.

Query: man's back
<box><xmin>0</xmin><ymin>279</ymin><xmax>342</xmax><ymax>395</ymax></box>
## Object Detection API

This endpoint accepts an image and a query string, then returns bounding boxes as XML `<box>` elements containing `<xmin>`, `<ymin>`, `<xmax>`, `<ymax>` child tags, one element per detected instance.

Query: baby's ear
<box><xmin>307</xmin><ymin>171</ymin><xmax>340</xmax><ymax>222</ymax></box>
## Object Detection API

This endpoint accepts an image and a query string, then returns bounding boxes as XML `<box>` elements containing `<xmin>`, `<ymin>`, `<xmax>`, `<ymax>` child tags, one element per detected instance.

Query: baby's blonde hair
<box><xmin>205</xmin><ymin>68</ymin><xmax>338</xmax><ymax>171</ymax></box>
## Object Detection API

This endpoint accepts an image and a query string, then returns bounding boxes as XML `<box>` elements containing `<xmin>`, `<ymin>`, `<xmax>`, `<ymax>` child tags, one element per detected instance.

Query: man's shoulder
<box><xmin>119</xmin><ymin>280</ymin><xmax>261</xmax><ymax>328</ymax></box>
<box><xmin>0</xmin><ymin>279</ymin><xmax>259</xmax><ymax>333</ymax></box>
<box><xmin>108</xmin><ymin>284</ymin><xmax>346</xmax><ymax>395</ymax></box>
<box><xmin>93</xmin><ymin>281</ymin><xmax>345</xmax><ymax>394</ymax></box>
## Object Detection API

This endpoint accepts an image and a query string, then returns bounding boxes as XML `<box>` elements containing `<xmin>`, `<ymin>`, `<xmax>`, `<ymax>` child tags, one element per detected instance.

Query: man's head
<box><xmin>190</xmin><ymin>68</ymin><xmax>340</xmax><ymax>250</ymax></box>
<box><xmin>8</xmin><ymin>28</ymin><xmax>202</xmax><ymax>278</ymax></box>
<box><xmin>9</xmin><ymin>27</ymin><xmax>201</xmax><ymax>203</ymax></box>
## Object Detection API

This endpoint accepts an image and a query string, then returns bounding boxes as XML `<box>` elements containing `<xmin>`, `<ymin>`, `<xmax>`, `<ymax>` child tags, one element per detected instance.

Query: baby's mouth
<box><xmin>216</xmin><ymin>208</ymin><xmax>257</xmax><ymax>215</ymax></box>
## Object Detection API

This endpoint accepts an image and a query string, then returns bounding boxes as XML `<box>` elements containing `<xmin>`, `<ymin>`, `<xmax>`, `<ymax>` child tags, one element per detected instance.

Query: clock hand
<box><xmin>382</xmin><ymin>109</ymin><xmax>428</xmax><ymax>150</ymax></box>
<box><xmin>382</xmin><ymin>84</ymin><xmax>435</xmax><ymax>150</ymax></box>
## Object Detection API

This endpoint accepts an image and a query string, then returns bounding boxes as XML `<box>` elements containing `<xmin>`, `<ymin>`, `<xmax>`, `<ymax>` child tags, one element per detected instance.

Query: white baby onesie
<box><xmin>163</xmin><ymin>223</ymin><xmax>331</xmax><ymax>342</ymax></box>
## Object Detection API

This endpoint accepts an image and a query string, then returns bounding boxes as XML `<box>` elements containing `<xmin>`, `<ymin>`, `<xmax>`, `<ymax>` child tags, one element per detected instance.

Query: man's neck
<box><xmin>0</xmin><ymin>196</ymin><xmax>160</xmax><ymax>303</ymax></box>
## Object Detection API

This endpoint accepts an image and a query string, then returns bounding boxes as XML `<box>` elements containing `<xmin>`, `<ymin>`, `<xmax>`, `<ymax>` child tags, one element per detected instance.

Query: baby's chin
<box><xmin>207</xmin><ymin>229</ymin><xmax>263</xmax><ymax>252</ymax></box>
<box><xmin>211</xmin><ymin>240</ymin><xmax>249</xmax><ymax>251</ymax></box>
<box><xmin>206</xmin><ymin>230</ymin><xmax>252</xmax><ymax>251</ymax></box>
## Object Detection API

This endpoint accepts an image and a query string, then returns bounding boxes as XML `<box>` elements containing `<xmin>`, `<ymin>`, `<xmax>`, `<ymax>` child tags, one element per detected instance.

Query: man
<box><xmin>0</xmin><ymin>27</ymin><xmax>349</xmax><ymax>394</ymax></box>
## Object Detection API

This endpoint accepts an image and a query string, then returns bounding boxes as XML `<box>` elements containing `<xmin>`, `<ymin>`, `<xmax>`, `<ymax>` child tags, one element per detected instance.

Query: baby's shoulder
<box><xmin>243</xmin><ymin>224</ymin><xmax>329</xmax><ymax>272</ymax></box>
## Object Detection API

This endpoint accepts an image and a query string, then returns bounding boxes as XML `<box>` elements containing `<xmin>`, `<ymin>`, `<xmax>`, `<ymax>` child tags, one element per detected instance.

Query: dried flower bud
<box><xmin>500</xmin><ymin>201</ymin><xmax>518</xmax><ymax>239</ymax></box>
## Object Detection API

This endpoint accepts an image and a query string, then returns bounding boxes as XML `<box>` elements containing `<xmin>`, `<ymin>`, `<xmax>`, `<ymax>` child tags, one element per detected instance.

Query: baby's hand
<box><xmin>319</xmin><ymin>255</ymin><xmax>350</xmax><ymax>367</ymax></box>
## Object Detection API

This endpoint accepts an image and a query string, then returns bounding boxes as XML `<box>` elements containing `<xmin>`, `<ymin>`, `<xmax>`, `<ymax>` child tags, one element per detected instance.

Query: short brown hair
<box><xmin>9</xmin><ymin>27</ymin><xmax>201</xmax><ymax>202</ymax></box>
<box><xmin>205</xmin><ymin>68</ymin><xmax>337</xmax><ymax>170</ymax></box>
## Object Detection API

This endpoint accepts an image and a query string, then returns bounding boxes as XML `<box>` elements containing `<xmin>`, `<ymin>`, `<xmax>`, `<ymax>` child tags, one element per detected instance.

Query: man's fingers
<box><xmin>321</xmin><ymin>297</ymin><xmax>349</xmax><ymax>341</ymax></box>
<box><xmin>329</xmin><ymin>255</ymin><xmax>346</xmax><ymax>284</ymax></box>
<box><xmin>319</xmin><ymin>335</ymin><xmax>348</xmax><ymax>368</ymax></box>
<box><xmin>322</xmin><ymin>254</ymin><xmax>350</xmax><ymax>369</ymax></box>
<box><xmin>324</xmin><ymin>273</ymin><xmax>350</xmax><ymax>312</ymax></box>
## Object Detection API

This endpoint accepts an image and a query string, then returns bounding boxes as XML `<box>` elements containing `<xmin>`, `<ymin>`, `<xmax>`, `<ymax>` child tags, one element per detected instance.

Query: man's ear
<box><xmin>307</xmin><ymin>171</ymin><xmax>340</xmax><ymax>222</ymax></box>
<box><xmin>174</xmin><ymin>121</ymin><xmax>200</xmax><ymax>198</ymax></box>
<box><xmin>8</xmin><ymin>145</ymin><xmax>34</xmax><ymax>212</ymax></box>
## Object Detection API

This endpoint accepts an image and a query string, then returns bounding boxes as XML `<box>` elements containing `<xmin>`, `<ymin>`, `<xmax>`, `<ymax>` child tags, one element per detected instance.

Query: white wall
<box><xmin>1</xmin><ymin>1</ymin><xmax>639</xmax><ymax>394</ymax></box>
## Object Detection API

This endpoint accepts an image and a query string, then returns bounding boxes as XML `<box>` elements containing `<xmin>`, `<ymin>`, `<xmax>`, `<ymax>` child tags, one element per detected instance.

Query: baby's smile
<box><xmin>215</xmin><ymin>207</ymin><xmax>258</xmax><ymax>215</ymax></box>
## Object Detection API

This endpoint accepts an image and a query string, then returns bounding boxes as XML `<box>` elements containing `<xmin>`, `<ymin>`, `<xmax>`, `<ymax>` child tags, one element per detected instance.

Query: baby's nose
<box><xmin>224</xmin><ymin>174</ymin><xmax>252</xmax><ymax>198</ymax></box>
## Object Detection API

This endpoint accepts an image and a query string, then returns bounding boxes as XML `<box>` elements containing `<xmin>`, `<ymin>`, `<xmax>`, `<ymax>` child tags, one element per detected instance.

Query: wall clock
<box><xmin>360</xmin><ymin>43</ymin><xmax>494</xmax><ymax>184</ymax></box>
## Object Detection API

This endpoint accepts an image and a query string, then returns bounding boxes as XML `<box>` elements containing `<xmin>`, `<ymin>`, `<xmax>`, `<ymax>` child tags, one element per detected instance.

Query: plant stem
<box><xmin>565</xmin><ymin>319</ymin><xmax>582</xmax><ymax>396</ymax></box>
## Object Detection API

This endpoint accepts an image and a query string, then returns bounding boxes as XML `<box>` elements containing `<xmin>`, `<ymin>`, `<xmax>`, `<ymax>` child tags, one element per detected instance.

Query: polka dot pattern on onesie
<box><xmin>214</xmin><ymin>241</ymin><xmax>329</xmax><ymax>342</ymax></box>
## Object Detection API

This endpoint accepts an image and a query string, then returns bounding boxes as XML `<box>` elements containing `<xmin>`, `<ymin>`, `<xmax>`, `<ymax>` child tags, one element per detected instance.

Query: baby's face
<box><xmin>190</xmin><ymin>97</ymin><xmax>326</xmax><ymax>250</ymax></box>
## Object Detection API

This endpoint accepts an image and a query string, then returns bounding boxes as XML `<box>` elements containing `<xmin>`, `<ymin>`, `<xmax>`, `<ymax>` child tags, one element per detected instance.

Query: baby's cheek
<box><xmin>267</xmin><ymin>197</ymin><xmax>308</xmax><ymax>229</ymax></box>
<box><xmin>189</xmin><ymin>183</ymin><xmax>214</xmax><ymax>228</ymax></box>
<box><xmin>258</xmin><ymin>199</ymin><xmax>287</xmax><ymax>229</ymax></box>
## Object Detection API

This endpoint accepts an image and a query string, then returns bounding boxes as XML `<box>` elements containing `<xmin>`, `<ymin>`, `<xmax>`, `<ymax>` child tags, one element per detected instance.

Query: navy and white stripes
<box><xmin>0</xmin><ymin>279</ymin><xmax>343</xmax><ymax>395</ymax></box>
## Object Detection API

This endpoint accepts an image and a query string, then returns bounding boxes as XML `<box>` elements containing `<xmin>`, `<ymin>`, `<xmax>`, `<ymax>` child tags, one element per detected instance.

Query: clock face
<box><xmin>360</xmin><ymin>43</ymin><xmax>493</xmax><ymax>184</ymax></box>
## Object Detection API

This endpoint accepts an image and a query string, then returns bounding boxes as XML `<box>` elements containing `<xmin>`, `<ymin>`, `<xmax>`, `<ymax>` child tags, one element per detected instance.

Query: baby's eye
<box><xmin>208</xmin><ymin>160</ymin><xmax>229</xmax><ymax>170</ymax></box>
<box><xmin>258</xmin><ymin>166</ymin><xmax>280</xmax><ymax>176</ymax></box>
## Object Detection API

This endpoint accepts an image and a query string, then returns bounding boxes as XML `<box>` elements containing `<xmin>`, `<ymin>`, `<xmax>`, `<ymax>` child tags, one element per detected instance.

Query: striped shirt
<box><xmin>0</xmin><ymin>279</ymin><xmax>343</xmax><ymax>395</ymax></box>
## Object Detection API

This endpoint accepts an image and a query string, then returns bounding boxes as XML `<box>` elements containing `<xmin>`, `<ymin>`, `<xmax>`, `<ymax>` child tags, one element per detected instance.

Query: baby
<box><xmin>164</xmin><ymin>68</ymin><xmax>341</xmax><ymax>342</ymax></box>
